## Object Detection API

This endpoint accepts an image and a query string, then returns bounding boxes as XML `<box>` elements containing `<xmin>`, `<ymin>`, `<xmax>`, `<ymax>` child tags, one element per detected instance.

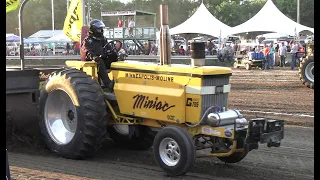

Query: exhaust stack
<box><xmin>159</xmin><ymin>4</ymin><xmax>171</xmax><ymax>65</ymax></box>
<box><xmin>190</xmin><ymin>41</ymin><xmax>206</xmax><ymax>67</ymax></box>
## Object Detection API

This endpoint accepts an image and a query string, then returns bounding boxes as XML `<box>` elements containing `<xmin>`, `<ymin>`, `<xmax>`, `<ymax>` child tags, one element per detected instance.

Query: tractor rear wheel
<box><xmin>299</xmin><ymin>56</ymin><xmax>314</xmax><ymax>89</ymax></box>
<box><xmin>233</xmin><ymin>61</ymin><xmax>239</xmax><ymax>69</ymax></box>
<box><xmin>245</xmin><ymin>63</ymin><xmax>252</xmax><ymax>70</ymax></box>
<box><xmin>39</xmin><ymin>69</ymin><xmax>107</xmax><ymax>159</ymax></box>
<box><xmin>107</xmin><ymin>125</ymin><xmax>156</xmax><ymax>150</ymax></box>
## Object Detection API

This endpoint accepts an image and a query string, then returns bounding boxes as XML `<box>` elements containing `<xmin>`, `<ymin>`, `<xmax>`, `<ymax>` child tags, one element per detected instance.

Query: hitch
<box><xmin>246</xmin><ymin>118</ymin><xmax>284</xmax><ymax>148</ymax></box>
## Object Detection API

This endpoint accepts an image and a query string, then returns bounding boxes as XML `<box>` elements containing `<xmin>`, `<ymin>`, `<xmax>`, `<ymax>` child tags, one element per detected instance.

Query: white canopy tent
<box><xmin>44</xmin><ymin>31</ymin><xmax>72</xmax><ymax>43</ymax></box>
<box><xmin>257</xmin><ymin>32</ymin><xmax>290</xmax><ymax>39</ymax></box>
<box><xmin>169</xmin><ymin>3</ymin><xmax>232</xmax><ymax>38</ymax></box>
<box><xmin>229</xmin><ymin>0</ymin><xmax>314</xmax><ymax>36</ymax></box>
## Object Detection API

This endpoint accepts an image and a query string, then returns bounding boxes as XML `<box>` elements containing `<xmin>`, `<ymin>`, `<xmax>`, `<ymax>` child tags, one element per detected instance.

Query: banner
<box><xmin>101</xmin><ymin>10</ymin><xmax>136</xmax><ymax>17</ymax></box>
<box><xmin>63</xmin><ymin>0</ymin><xmax>83</xmax><ymax>42</ymax></box>
<box><xmin>6</xmin><ymin>0</ymin><xmax>20</xmax><ymax>13</ymax></box>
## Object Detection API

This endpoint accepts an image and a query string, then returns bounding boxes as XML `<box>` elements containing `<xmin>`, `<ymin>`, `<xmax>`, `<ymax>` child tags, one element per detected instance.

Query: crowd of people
<box><xmin>6</xmin><ymin>42</ymin><xmax>81</xmax><ymax>56</ymax></box>
<box><xmin>259</xmin><ymin>40</ymin><xmax>305</xmax><ymax>70</ymax></box>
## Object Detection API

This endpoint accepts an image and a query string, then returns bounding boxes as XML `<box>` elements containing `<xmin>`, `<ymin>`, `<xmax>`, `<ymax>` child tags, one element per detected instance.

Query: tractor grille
<box><xmin>200</xmin><ymin>74</ymin><xmax>231</xmax><ymax>118</ymax></box>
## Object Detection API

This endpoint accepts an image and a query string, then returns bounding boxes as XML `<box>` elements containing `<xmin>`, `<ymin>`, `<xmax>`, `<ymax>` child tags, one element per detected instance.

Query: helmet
<box><xmin>89</xmin><ymin>19</ymin><xmax>105</xmax><ymax>39</ymax></box>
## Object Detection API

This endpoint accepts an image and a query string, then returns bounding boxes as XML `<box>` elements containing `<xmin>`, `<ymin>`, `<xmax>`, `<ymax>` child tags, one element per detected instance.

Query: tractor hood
<box><xmin>111</xmin><ymin>61</ymin><xmax>232</xmax><ymax>77</ymax></box>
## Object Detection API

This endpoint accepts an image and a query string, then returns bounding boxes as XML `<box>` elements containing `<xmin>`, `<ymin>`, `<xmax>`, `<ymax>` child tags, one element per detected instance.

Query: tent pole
<box><xmin>219</xmin><ymin>29</ymin><xmax>221</xmax><ymax>48</ymax></box>
<box><xmin>297</xmin><ymin>0</ymin><xmax>300</xmax><ymax>24</ymax></box>
<box><xmin>18</xmin><ymin>0</ymin><xmax>31</xmax><ymax>70</ymax></box>
<box><xmin>51</xmin><ymin>0</ymin><xmax>55</xmax><ymax>55</ymax></box>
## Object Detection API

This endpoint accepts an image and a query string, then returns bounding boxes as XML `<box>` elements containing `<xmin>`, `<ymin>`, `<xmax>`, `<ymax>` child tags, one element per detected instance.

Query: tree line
<box><xmin>6</xmin><ymin>0</ymin><xmax>314</xmax><ymax>37</ymax></box>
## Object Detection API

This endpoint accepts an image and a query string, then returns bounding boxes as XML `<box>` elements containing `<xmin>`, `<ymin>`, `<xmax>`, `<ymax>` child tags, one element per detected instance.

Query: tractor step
<box><xmin>104</xmin><ymin>92</ymin><xmax>117</xmax><ymax>101</ymax></box>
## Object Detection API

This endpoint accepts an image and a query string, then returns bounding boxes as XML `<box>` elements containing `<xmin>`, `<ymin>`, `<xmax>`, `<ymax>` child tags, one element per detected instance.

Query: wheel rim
<box><xmin>245</xmin><ymin>64</ymin><xmax>249</xmax><ymax>69</ymax></box>
<box><xmin>44</xmin><ymin>89</ymin><xmax>77</xmax><ymax>145</ymax></box>
<box><xmin>233</xmin><ymin>62</ymin><xmax>238</xmax><ymax>68</ymax></box>
<box><xmin>159</xmin><ymin>138</ymin><xmax>181</xmax><ymax>166</ymax></box>
<box><xmin>305</xmin><ymin>62</ymin><xmax>314</xmax><ymax>82</ymax></box>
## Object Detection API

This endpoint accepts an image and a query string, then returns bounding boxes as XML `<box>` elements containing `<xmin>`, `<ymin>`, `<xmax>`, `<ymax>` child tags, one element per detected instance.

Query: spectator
<box><xmin>263</xmin><ymin>44</ymin><xmax>271</xmax><ymax>70</ymax></box>
<box><xmin>207</xmin><ymin>40</ymin><xmax>214</xmax><ymax>55</ymax></box>
<box><xmin>66</xmin><ymin>43</ymin><xmax>71</xmax><ymax>55</ymax></box>
<box><xmin>147</xmin><ymin>40</ymin><xmax>151</xmax><ymax>55</ymax></box>
<box><xmin>275</xmin><ymin>43</ymin><xmax>280</xmax><ymax>52</ymax></box>
<box><xmin>179</xmin><ymin>46</ymin><xmax>185</xmax><ymax>55</ymax></box>
<box><xmin>290</xmin><ymin>41</ymin><xmax>299</xmax><ymax>70</ymax></box>
<box><xmin>144</xmin><ymin>42</ymin><xmax>149</xmax><ymax>55</ymax></box>
<box><xmin>31</xmin><ymin>43</ymin><xmax>35</xmax><ymax>51</ymax></box>
<box><xmin>299</xmin><ymin>45</ymin><xmax>305</xmax><ymax>52</ymax></box>
<box><xmin>47</xmin><ymin>48</ymin><xmax>53</xmax><ymax>56</ymax></box>
<box><xmin>233</xmin><ymin>43</ymin><xmax>238</xmax><ymax>52</ymax></box>
<box><xmin>274</xmin><ymin>43</ymin><xmax>280</xmax><ymax>66</ymax></box>
<box><xmin>128</xmin><ymin>17</ymin><xmax>135</xmax><ymax>37</ymax></box>
<box><xmin>74</xmin><ymin>41</ymin><xmax>80</xmax><ymax>55</ymax></box>
<box><xmin>297</xmin><ymin>43</ymin><xmax>305</xmax><ymax>67</ymax></box>
<box><xmin>269</xmin><ymin>42</ymin><xmax>275</xmax><ymax>69</ymax></box>
<box><xmin>278</xmin><ymin>42</ymin><xmax>287</xmax><ymax>67</ymax></box>
<box><xmin>186</xmin><ymin>45</ymin><xmax>191</xmax><ymax>56</ymax></box>
<box><xmin>254</xmin><ymin>45</ymin><xmax>260</xmax><ymax>52</ymax></box>
<box><xmin>117</xmin><ymin>17</ymin><xmax>123</xmax><ymax>28</ymax></box>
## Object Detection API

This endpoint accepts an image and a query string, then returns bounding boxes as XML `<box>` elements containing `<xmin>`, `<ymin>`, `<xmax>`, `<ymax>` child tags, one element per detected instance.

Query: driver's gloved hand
<box><xmin>99</xmin><ymin>54</ymin><xmax>107</xmax><ymax>60</ymax></box>
<box><xmin>93</xmin><ymin>56</ymin><xmax>101</xmax><ymax>64</ymax></box>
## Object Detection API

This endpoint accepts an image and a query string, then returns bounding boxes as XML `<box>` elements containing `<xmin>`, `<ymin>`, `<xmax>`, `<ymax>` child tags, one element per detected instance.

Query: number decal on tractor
<box><xmin>186</xmin><ymin>98</ymin><xmax>199</xmax><ymax>107</ymax></box>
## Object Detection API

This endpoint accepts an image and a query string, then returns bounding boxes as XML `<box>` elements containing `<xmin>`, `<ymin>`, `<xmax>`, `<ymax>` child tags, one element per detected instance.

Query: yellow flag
<box><xmin>6</xmin><ymin>0</ymin><xmax>20</xmax><ymax>13</ymax></box>
<box><xmin>63</xmin><ymin>0</ymin><xmax>83</xmax><ymax>42</ymax></box>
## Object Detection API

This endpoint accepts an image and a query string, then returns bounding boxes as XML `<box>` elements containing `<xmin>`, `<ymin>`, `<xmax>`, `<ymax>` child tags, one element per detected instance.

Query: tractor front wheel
<box><xmin>153</xmin><ymin>126</ymin><xmax>196</xmax><ymax>176</ymax></box>
<box><xmin>39</xmin><ymin>69</ymin><xmax>107</xmax><ymax>159</ymax></box>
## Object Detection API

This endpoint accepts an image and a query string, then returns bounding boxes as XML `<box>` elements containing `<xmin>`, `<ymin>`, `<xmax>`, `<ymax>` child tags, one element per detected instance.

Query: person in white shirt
<box><xmin>278</xmin><ymin>42</ymin><xmax>287</xmax><ymax>67</ymax></box>
<box><xmin>290</xmin><ymin>41</ymin><xmax>299</xmax><ymax>70</ymax></box>
<box><xmin>128</xmin><ymin>18</ymin><xmax>135</xmax><ymax>37</ymax></box>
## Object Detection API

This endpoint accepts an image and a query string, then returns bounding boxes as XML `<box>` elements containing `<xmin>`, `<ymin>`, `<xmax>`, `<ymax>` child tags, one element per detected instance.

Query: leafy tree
<box><xmin>273</xmin><ymin>0</ymin><xmax>314</xmax><ymax>27</ymax></box>
<box><xmin>6</xmin><ymin>0</ymin><xmax>313</xmax><ymax>37</ymax></box>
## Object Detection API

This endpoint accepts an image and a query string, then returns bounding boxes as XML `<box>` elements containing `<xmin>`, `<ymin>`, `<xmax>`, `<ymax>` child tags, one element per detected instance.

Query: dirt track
<box><xmin>7</xmin><ymin>67</ymin><xmax>314</xmax><ymax>179</ymax></box>
<box><xmin>229</xmin><ymin>67</ymin><xmax>314</xmax><ymax>127</ymax></box>
<box><xmin>7</xmin><ymin>126</ymin><xmax>314</xmax><ymax>180</ymax></box>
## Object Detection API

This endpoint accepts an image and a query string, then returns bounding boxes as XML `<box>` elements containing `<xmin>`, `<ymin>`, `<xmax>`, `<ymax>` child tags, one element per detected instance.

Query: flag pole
<box><xmin>18</xmin><ymin>0</ymin><xmax>31</xmax><ymax>70</ymax></box>
<box><xmin>51</xmin><ymin>0</ymin><xmax>55</xmax><ymax>55</ymax></box>
<box><xmin>82</xmin><ymin>0</ymin><xmax>86</xmax><ymax>26</ymax></box>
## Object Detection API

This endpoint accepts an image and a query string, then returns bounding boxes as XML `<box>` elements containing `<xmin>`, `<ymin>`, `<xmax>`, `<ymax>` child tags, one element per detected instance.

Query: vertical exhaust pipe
<box><xmin>190</xmin><ymin>41</ymin><xmax>206</xmax><ymax>67</ymax></box>
<box><xmin>159</xmin><ymin>4</ymin><xmax>171</xmax><ymax>65</ymax></box>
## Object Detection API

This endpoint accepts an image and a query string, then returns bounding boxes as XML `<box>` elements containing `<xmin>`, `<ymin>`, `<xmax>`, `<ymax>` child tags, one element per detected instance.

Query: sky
<box><xmin>118</xmin><ymin>0</ymin><xmax>133</xmax><ymax>4</ymax></box>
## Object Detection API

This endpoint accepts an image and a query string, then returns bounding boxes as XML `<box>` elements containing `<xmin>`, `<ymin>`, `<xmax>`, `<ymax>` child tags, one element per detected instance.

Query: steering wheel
<box><xmin>103</xmin><ymin>40</ymin><xmax>122</xmax><ymax>56</ymax></box>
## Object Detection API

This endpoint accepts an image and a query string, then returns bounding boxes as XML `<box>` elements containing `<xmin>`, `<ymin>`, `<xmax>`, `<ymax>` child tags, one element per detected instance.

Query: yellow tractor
<box><xmin>299</xmin><ymin>40</ymin><xmax>314</xmax><ymax>89</ymax></box>
<box><xmin>38</xmin><ymin>5</ymin><xmax>284</xmax><ymax>177</ymax></box>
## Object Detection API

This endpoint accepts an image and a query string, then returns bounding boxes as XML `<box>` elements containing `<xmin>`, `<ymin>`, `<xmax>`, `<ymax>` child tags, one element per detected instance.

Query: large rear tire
<box><xmin>39</xmin><ymin>69</ymin><xmax>107</xmax><ymax>159</ymax></box>
<box><xmin>299</xmin><ymin>56</ymin><xmax>314</xmax><ymax>89</ymax></box>
<box><xmin>153</xmin><ymin>126</ymin><xmax>196</xmax><ymax>176</ymax></box>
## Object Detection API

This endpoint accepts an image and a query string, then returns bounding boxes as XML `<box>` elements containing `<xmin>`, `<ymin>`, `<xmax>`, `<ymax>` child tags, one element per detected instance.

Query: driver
<box><xmin>81</xmin><ymin>19</ymin><xmax>118</xmax><ymax>91</ymax></box>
